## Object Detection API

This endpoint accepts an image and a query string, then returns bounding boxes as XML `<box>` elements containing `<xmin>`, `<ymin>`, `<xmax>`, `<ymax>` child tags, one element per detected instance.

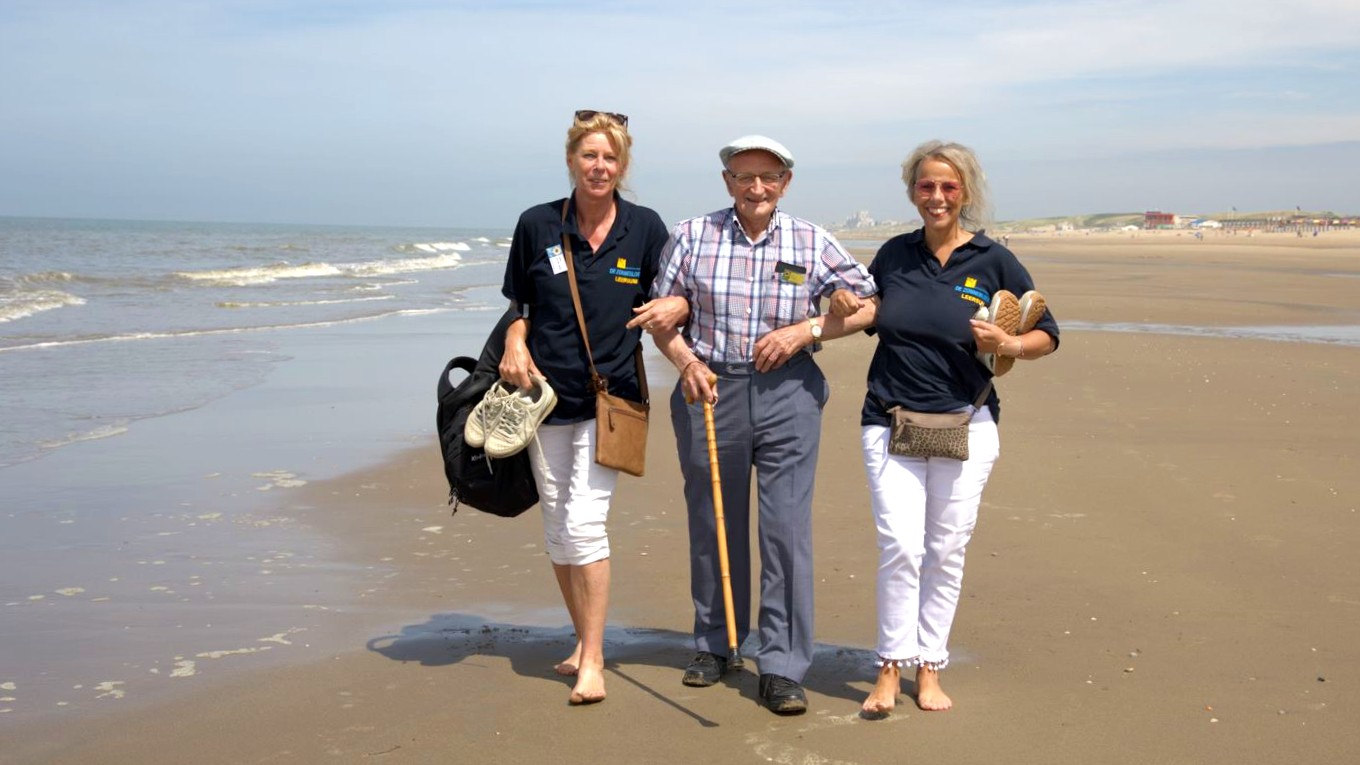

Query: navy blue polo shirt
<box><xmin>860</xmin><ymin>229</ymin><xmax>1060</xmax><ymax>427</ymax></box>
<box><xmin>502</xmin><ymin>194</ymin><xmax>669</xmax><ymax>424</ymax></box>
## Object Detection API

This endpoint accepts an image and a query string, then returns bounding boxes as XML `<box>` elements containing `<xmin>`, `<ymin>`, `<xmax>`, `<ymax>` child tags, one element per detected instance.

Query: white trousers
<box><xmin>529</xmin><ymin>421</ymin><xmax>618</xmax><ymax>566</ymax></box>
<box><xmin>860</xmin><ymin>408</ymin><xmax>1000</xmax><ymax>669</ymax></box>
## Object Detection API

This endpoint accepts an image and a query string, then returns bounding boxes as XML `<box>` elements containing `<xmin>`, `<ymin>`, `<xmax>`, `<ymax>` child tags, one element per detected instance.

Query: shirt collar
<box><xmin>726</xmin><ymin>207</ymin><xmax>781</xmax><ymax>245</ymax></box>
<box><xmin>563</xmin><ymin>191</ymin><xmax>632</xmax><ymax>241</ymax></box>
<box><xmin>910</xmin><ymin>227</ymin><xmax>993</xmax><ymax>264</ymax></box>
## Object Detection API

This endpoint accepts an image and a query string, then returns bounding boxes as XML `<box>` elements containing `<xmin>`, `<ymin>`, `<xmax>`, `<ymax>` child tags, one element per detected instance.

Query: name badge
<box><xmin>546</xmin><ymin>244</ymin><xmax>567</xmax><ymax>275</ymax></box>
<box><xmin>775</xmin><ymin>261</ymin><xmax>807</xmax><ymax>285</ymax></box>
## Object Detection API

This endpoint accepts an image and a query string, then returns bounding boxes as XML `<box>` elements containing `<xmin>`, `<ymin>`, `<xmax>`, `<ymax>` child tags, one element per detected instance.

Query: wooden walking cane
<box><xmin>700</xmin><ymin>373</ymin><xmax>744</xmax><ymax>670</ymax></box>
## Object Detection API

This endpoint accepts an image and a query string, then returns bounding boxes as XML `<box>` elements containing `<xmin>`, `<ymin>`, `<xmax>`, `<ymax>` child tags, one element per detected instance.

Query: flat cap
<box><xmin>719</xmin><ymin>135</ymin><xmax>795</xmax><ymax>169</ymax></box>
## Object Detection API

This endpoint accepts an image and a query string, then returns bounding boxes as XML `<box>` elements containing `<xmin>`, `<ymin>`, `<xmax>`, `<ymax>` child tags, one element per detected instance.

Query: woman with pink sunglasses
<box><xmin>857</xmin><ymin>140</ymin><xmax>1060</xmax><ymax>715</ymax></box>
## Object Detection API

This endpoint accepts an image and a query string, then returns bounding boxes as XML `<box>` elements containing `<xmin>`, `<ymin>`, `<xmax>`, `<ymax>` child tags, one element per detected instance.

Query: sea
<box><xmin>0</xmin><ymin>216</ymin><xmax>516</xmax><ymax>723</ymax></box>
<box><xmin>0</xmin><ymin>216</ymin><xmax>513</xmax><ymax>470</ymax></box>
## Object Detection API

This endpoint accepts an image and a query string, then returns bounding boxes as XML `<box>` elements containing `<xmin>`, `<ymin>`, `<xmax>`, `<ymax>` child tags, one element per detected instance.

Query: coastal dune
<box><xmin>7</xmin><ymin>231</ymin><xmax>1359</xmax><ymax>764</ymax></box>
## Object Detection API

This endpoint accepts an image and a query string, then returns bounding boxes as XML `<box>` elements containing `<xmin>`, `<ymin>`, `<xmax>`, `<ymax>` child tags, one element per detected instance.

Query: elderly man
<box><xmin>641</xmin><ymin>135</ymin><xmax>877</xmax><ymax>714</ymax></box>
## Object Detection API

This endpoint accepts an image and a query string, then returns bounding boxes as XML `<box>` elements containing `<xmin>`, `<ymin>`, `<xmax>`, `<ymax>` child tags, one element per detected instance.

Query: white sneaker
<box><xmin>464</xmin><ymin>379</ymin><xmax>517</xmax><ymax>449</ymax></box>
<box><xmin>484</xmin><ymin>375</ymin><xmax>557</xmax><ymax>458</ymax></box>
<box><xmin>975</xmin><ymin>290</ymin><xmax>1020</xmax><ymax>375</ymax></box>
<box><xmin>1018</xmin><ymin>290</ymin><xmax>1047</xmax><ymax>332</ymax></box>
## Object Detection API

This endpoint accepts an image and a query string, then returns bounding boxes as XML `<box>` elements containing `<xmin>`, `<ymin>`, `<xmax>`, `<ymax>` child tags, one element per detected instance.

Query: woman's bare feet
<box><xmin>554</xmin><ymin>643</ymin><xmax>582</xmax><ymax>676</ymax></box>
<box><xmin>914</xmin><ymin>665</ymin><xmax>952</xmax><ymax>711</ymax></box>
<box><xmin>568</xmin><ymin>662</ymin><xmax>606</xmax><ymax>705</ymax></box>
<box><xmin>861</xmin><ymin>664</ymin><xmax>901</xmax><ymax>716</ymax></box>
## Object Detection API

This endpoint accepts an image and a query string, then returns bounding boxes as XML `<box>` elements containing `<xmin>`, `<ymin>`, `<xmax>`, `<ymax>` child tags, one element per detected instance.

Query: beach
<box><xmin>4</xmin><ymin>229</ymin><xmax>1360</xmax><ymax>764</ymax></box>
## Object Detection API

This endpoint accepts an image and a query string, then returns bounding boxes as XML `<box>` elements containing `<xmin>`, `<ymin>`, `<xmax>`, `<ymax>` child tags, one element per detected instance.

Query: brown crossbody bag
<box><xmin>560</xmin><ymin>203</ymin><xmax>649</xmax><ymax>477</ymax></box>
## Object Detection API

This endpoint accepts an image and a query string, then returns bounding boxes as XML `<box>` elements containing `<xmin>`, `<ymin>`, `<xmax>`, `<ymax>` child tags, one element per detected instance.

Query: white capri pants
<box><xmin>860</xmin><ymin>407</ymin><xmax>1000</xmax><ymax>669</ymax></box>
<box><xmin>529</xmin><ymin>421</ymin><xmax>618</xmax><ymax>567</ymax></box>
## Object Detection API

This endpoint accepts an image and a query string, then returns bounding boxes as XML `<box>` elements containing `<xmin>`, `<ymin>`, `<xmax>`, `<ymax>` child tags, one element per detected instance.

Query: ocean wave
<box><xmin>412</xmin><ymin>241</ymin><xmax>471</xmax><ymax>253</ymax></box>
<box><xmin>174</xmin><ymin>251</ymin><xmax>465</xmax><ymax>286</ymax></box>
<box><xmin>18</xmin><ymin>271</ymin><xmax>77</xmax><ymax>284</ymax></box>
<box><xmin>0</xmin><ymin>289</ymin><xmax>86</xmax><ymax>323</ymax></box>
<box><xmin>0</xmin><ymin>307</ymin><xmax>455</xmax><ymax>353</ymax></box>
<box><xmin>353</xmin><ymin>279</ymin><xmax>419</xmax><ymax>291</ymax></box>
<box><xmin>37</xmin><ymin>422</ymin><xmax>131</xmax><ymax>450</ymax></box>
<box><xmin>217</xmin><ymin>295</ymin><xmax>396</xmax><ymax>308</ymax></box>
<box><xmin>346</xmin><ymin>252</ymin><xmax>462</xmax><ymax>277</ymax></box>
<box><xmin>174</xmin><ymin>262</ymin><xmax>345</xmax><ymax>286</ymax></box>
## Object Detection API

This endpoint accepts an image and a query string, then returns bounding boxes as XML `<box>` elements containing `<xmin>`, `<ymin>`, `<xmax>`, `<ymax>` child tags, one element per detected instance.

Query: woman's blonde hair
<box><xmin>566</xmin><ymin>112</ymin><xmax>632</xmax><ymax>192</ymax></box>
<box><xmin>901</xmin><ymin>140</ymin><xmax>992</xmax><ymax>232</ymax></box>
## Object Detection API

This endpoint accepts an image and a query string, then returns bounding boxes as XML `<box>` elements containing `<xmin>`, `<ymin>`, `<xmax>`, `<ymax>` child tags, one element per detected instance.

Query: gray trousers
<box><xmin>670</xmin><ymin>353</ymin><xmax>829</xmax><ymax>683</ymax></box>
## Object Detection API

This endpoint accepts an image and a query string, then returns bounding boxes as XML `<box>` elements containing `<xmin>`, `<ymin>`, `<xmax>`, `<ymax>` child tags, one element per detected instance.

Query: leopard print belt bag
<box><xmin>884</xmin><ymin>381</ymin><xmax>993</xmax><ymax>462</ymax></box>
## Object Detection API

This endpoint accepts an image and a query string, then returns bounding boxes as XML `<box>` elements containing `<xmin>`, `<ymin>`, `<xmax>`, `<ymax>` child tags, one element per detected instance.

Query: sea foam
<box><xmin>0</xmin><ymin>289</ymin><xmax>86</xmax><ymax>323</ymax></box>
<box><xmin>0</xmin><ymin>307</ymin><xmax>456</xmax><ymax>354</ymax></box>
<box><xmin>174</xmin><ymin>250</ymin><xmax>465</xmax><ymax>286</ymax></box>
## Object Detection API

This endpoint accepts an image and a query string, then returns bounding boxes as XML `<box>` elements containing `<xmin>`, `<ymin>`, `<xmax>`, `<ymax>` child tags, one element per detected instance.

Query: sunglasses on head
<box><xmin>914</xmin><ymin>180</ymin><xmax>962</xmax><ymax>198</ymax></box>
<box><xmin>574</xmin><ymin>109</ymin><xmax>629</xmax><ymax>127</ymax></box>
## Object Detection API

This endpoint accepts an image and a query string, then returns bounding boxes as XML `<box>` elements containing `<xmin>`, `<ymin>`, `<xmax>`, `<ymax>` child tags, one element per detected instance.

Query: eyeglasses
<box><xmin>727</xmin><ymin>171</ymin><xmax>787</xmax><ymax>187</ymax></box>
<box><xmin>914</xmin><ymin>180</ymin><xmax>962</xmax><ymax>198</ymax></box>
<box><xmin>574</xmin><ymin>109</ymin><xmax>629</xmax><ymax>127</ymax></box>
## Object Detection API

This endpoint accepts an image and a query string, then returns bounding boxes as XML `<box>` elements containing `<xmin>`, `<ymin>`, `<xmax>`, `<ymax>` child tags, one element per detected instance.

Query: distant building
<box><xmin>842</xmin><ymin>210</ymin><xmax>876</xmax><ymax>229</ymax></box>
<box><xmin>1144</xmin><ymin>211</ymin><xmax>1177</xmax><ymax>229</ymax></box>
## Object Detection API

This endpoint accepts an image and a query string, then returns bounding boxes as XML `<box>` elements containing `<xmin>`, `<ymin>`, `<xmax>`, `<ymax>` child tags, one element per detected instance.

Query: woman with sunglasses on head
<box><xmin>857</xmin><ymin>140</ymin><xmax>1059</xmax><ymax>715</ymax></box>
<box><xmin>499</xmin><ymin>110</ymin><xmax>686</xmax><ymax>705</ymax></box>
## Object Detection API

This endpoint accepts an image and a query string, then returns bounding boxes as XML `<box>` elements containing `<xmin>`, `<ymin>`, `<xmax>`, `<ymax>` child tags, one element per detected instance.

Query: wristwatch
<box><xmin>807</xmin><ymin>317</ymin><xmax>823</xmax><ymax>340</ymax></box>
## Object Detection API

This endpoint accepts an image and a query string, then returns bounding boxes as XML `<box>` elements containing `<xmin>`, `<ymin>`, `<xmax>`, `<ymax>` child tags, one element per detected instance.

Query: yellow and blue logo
<box><xmin>610</xmin><ymin>257</ymin><xmax>640</xmax><ymax>285</ymax></box>
<box><xmin>954</xmin><ymin>276</ymin><xmax>988</xmax><ymax>306</ymax></box>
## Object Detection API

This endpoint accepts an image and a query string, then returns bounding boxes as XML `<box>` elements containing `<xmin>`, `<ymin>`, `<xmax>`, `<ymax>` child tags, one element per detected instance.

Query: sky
<box><xmin>2</xmin><ymin>0</ymin><xmax>1358</xmax><ymax>229</ymax></box>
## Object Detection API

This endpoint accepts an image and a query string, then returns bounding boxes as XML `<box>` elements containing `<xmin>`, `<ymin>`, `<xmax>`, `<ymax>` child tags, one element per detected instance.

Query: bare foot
<box><xmin>568</xmin><ymin>663</ymin><xmax>606</xmax><ymax>705</ymax></box>
<box><xmin>555</xmin><ymin>643</ymin><xmax>582</xmax><ymax>676</ymax></box>
<box><xmin>914</xmin><ymin>665</ymin><xmax>952</xmax><ymax>711</ymax></box>
<box><xmin>861</xmin><ymin>664</ymin><xmax>901</xmax><ymax>717</ymax></box>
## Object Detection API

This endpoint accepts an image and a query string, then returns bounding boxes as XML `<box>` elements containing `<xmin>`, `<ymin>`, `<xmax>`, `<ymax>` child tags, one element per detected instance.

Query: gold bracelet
<box><xmin>1014</xmin><ymin>339</ymin><xmax>1024</xmax><ymax>358</ymax></box>
<box><xmin>680</xmin><ymin>358</ymin><xmax>703</xmax><ymax>376</ymax></box>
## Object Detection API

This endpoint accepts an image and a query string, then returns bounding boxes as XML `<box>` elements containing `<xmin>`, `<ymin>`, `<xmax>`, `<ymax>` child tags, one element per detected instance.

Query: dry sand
<box><xmin>7</xmin><ymin>230</ymin><xmax>1360</xmax><ymax>764</ymax></box>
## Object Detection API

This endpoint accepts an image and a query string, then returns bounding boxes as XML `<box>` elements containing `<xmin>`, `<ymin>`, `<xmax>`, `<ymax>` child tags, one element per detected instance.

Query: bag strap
<box><xmin>971</xmin><ymin>380</ymin><xmax>994</xmax><ymax>410</ymax></box>
<box><xmin>559</xmin><ymin>201</ymin><xmax>649</xmax><ymax>402</ymax></box>
<box><xmin>876</xmin><ymin>380</ymin><xmax>993</xmax><ymax>415</ymax></box>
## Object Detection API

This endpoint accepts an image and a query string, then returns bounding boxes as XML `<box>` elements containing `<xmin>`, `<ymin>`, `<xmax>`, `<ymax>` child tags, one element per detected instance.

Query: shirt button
<box><xmin>746</xmin><ymin>308</ymin><xmax>752</xmax><ymax>314</ymax></box>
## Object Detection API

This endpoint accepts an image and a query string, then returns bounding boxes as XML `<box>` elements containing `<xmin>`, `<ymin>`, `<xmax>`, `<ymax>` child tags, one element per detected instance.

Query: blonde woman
<box><xmin>499</xmin><ymin>110</ymin><xmax>683</xmax><ymax>704</ymax></box>
<box><xmin>858</xmin><ymin>140</ymin><xmax>1059</xmax><ymax>714</ymax></box>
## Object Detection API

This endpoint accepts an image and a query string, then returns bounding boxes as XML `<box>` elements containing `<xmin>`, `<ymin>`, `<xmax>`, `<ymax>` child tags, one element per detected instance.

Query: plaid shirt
<box><xmin>652</xmin><ymin>208</ymin><xmax>876</xmax><ymax>363</ymax></box>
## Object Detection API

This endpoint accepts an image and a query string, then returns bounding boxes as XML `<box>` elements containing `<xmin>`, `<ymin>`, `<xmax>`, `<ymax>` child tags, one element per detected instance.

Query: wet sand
<box><xmin>6</xmin><ymin>231</ymin><xmax>1360</xmax><ymax>763</ymax></box>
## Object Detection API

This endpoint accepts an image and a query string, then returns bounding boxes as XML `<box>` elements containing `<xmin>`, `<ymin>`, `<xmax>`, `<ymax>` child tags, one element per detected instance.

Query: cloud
<box><xmin>1</xmin><ymin>0</ymin><xmax>1357</xmax><ymax>224</ymax></box>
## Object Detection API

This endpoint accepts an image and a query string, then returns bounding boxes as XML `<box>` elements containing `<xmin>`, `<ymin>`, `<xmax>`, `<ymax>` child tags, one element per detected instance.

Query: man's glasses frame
<box><xmin>727</xmin><ymin>171</ymin><xmax>787</xmax><ymax>188</ymax></box>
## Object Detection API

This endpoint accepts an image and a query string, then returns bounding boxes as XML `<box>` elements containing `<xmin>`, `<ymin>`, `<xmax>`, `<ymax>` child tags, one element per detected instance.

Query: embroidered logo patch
<box><xmin>954</xmin><ymin>276</ymin><xmax>988</xmax><ymax>307</ymax></box>
<box><xmin>610</xmin><ymin>258</ymin><xmax>640</xmax><ymax>285</ymax></box>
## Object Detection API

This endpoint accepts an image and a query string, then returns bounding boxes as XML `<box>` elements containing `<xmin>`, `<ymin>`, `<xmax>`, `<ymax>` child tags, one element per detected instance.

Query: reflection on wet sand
<box><xmin>1063</xmin><ymin>321</ymin><xmax>1360</xmax><ymax>346</ymax></box>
